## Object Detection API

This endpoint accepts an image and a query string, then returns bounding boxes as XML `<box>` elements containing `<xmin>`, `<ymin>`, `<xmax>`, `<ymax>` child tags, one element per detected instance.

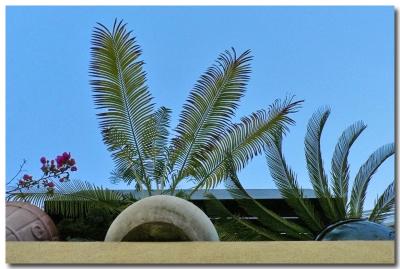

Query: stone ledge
<box><xmin>6</xmin><ymin>241</ymin><xmax>395</xmax><ymax>264</ymax></box>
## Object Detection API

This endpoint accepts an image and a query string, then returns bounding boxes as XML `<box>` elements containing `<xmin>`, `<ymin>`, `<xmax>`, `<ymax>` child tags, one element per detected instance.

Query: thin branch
<box><xmin>6</xmin><ymin>159</ymin><xmax>27</xmax><ymax>186</ymax></box>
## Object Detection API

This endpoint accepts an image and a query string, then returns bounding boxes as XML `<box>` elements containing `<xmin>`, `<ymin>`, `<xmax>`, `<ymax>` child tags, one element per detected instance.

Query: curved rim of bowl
<box><xmin>314</xmin><ymin>218</ymin><xmax>367</xmax><ymax>241</ymax></box>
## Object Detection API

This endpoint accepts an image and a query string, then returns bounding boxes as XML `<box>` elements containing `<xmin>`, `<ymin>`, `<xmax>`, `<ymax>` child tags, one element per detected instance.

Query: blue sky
<box><xmin>6</xmin><ymin>6</ymin><xmax>394</xmax><ymax>209</ymax></box>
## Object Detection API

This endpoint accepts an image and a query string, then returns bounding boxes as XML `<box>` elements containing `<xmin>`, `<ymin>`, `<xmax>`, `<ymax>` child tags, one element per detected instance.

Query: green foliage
<box><xmin>91</xmin><ymin>20</ymin><xmax>154</xmax><ymax>193</ymax></box>
<box><xmin>349</xmin><ymin>143</ymin><xmax>395</xmax><ymax>218</ymax></box>
<box><xmin>330</xmin><ymin>120</ymin><xmax>367</xmax><ymax>219</ymax></box>
<box><xmin>213</xmin><ymin>219</ymin><xmax>265</xmax><ymax>241</ymax></box>
<box><xmin>215</xmin><ymin>107</ymin><xmax>394</xmax><ymax>240</ymax></box>
<box><xmin>205</xmin><ymin>193</ymin><xmax>283</xmax><ymax>241</ymax></box>
<box><xmin>269</xmin><ymin>107</ymin><xmax>395</xmax><ymax>230</ymax></box>
<box><xmin>8</xmin><ymin>19</ymin><xmax>303</xmax><ymax>219</ymax></box>
<box><xmin>304</xmin><ymin>108</ymin><xmax>337</xmax><ymax>221</ymax></box>
<box><xmin>202</xmin><ymin>155</ymin><xmax>303</xmax><ymax>241</ymax></box>
<box><xmin>7</xmin><ymin>180</ymin><xmax>135</xmax><ymax>218</ymax></box>
<box><xmin>193</xmin><ymin>97</ymin><xmax>303</xmax><ymax>192</ymax></box>
<box><xmin>56</xmin><ymin>205</ymin><xmax>122</xmax><ymax>241</ymax></box>
<box><xmin>266</xmin><ymin>132</ymin><xmax>324</xmax><ymax>232</ymax></box>
<box><xmin>89</xmin><ymin>19</ymin><xmax>303</xmax><ymax>196</ymax></box>
<box><xmin>368</xmin><ymin>181</ymin><xmax>395</xmax><ymax>223</ymax></box>
<box><xmin>170</xmin><ymin>49</ymin><xmax>252</xmax><ymax>190</ymax></box>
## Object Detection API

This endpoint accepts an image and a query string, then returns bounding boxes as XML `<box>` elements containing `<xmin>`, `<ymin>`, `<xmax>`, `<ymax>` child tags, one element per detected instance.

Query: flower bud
<box><xmin>69</xmin><ymin>159</ymin><xmax>76</xmax><ymax>166</ymax></box>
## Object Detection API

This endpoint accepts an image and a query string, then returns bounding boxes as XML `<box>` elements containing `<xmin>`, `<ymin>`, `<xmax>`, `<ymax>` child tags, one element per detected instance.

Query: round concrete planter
<box><xmin>105</xmin><ymin>195</ymin><xmax>219</xmax><ymax>242</ymax></box>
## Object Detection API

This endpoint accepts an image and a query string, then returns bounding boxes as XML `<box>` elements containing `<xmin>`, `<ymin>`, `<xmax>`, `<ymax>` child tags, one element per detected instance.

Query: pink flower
<box><xmin>56</xmin><ymin>156</ymin><xmax>64</xmax><ymax>168</ymax></box>
<box><xmin>62</xmin><ymin>152</ymin><xmax>71</xmax><ymax>160</ymax></box>
<box><xmin>40</xmin><ymin>157</ymin><xmax>46</xmax><ymax>164</ymax></box>
<box><xmin>23</xmin><ymin>174</ymin><xmax>30</xmax><ymax>180</ymax></box>
<box><xmin>47</xmin><ymin>182</ymin><xmax>55</xmax><ymax>188</ymax></box>
<box><xmin>59</xmin><ymin>178</ymin><xmax>65</xmax><ymax>183</ymax></box>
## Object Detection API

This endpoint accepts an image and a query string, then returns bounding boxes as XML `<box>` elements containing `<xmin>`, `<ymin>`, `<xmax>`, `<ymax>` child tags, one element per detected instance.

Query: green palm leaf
<box><xmin>103</xmin><ymin>127</ymin><xmax>147</xmax><ymax>189</ymax></box>
<box><xmin>368</xmin><ymin>181</ymin><xmax>395</xmax><ymax>223</ymax></box>
<box><xmin>223</xmin><ymin>155</ymin><xmax>312</xmax><ymax>239</ymax></box>
<box><xmin>304</xmin><ymin>107</ymin><xmax>337</xmax><ymax>222</ymax></box>
<box><xmin>146</xmin><ymin>106</ymin><xmax>172</xmax><ymax>190</ymax></box>
<box><xmin>90</xmin><ymin>19</ymin><xmax>154</xmax><ymax>191</ymax></box>
<box><xmin>170</xmin><ymin>49</ymin><xmax>252</xmax><ymax>190</ymax></box>
<box><xmin>213</xmin><ymin>218</ymin><xmax>266</xmax><ymax>241</ymax></box>
<box><xmin>349</xmin><ymin>143</ymin><xmax>395</xmax><ymax>217</ymax></box>
<box><xmin>331</xmin><ymin>121</ymin><xmax>367</xmax><ymax>219</ymax></box>
<box><xmin>204</xmin><ymin>193</ymin><xmax>286</xmax><ymax>241</ymax></box>
<box><xmin>7</xmin><ymin>180</ymin><xmax>134</xmax><ymax>218</ymax></box>
<box><xmin>192</xmin><ymin>96</ymin><xmax>303</xmax><ymax>191</ymax></box>
<box><xmin>266</xmin><ymin>131</ymin><xmax>324</xmax><ymax>233</ymax></box>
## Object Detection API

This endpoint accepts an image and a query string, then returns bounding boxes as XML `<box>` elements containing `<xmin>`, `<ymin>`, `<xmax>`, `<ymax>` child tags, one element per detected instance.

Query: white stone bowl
<box><xmin>105</xmin><ymin>195</ymin><xmax>219</xmax><ymax>241</ymax></box>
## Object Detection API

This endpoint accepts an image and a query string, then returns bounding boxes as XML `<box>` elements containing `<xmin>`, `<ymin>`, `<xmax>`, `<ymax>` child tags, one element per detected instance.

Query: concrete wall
<box><xmin>6</xmin><ymin>241</ymin><xmax>395</xmax><ymax>264</ymax></box>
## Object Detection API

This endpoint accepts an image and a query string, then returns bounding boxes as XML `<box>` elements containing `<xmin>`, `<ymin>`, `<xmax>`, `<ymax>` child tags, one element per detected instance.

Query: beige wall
<box><xmin>6</xmin><ymin>241</ymin><xmax>395</xmax><ymax>264</ymax></box>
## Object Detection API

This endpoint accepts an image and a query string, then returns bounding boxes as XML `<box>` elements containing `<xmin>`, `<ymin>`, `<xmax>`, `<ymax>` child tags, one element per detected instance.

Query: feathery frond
<box><xmin>145</xmin><ymin>106</ymin><xmax>172</xmax><ymax>189</ymax></box>
<box><xmin>170</xmin><ymin>49</ymin><xmax>252</xmax><ymax>189</ymax></box>
<box><xmin>90</xmin><ymin>19</ymin><xmax>154</xmax><ymax>190</ymax></box>
<box><xmin>204</xmin><ymin>193</ymin><xmax>286</xmax><ymax>241</ymax></box>
<box><xmin>266</xmin><ymin>131</ymin><xmax>324</xmax><ymax>232</ymax></box>
<box><xmin>7</xmin><ymin>180</ymin><xmax>134</xmax><ymax>218</ymax></box>
<box><xmin>192</xmin><ymin>97</ymin><xmax>303</xmax><ymax>191</ymax></box>
<box><xmin>349</xmin><ymin>143</ymin><xmax>395</xmax><ymax>217</ymax></box>
<box><xmin>224</xmin><ymin>155</ymin><xmax>312</xmax><ymax>239</ymax></box>
<box><xmin>331</xmin><ymin>121</ymin><xmax>367</xmax><ymax>219</ymax></box>
<box><xmin>304</xmin><ymin>107</ymin><xmax>338</xmax><ymax>222</ymax></box>
<box><xmin>368</xmin><ymin>181</ymin><xmax>395</xmax><ymax>223</ymax></box>
<box><xmin>213</xmin><ymin>218</ymin><xmax>266</xmax><ymax>241</ymax></box>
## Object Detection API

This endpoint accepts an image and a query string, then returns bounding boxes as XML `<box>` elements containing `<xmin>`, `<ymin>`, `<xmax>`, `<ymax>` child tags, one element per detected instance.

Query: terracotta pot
<box><xmin>6</xmin><ymin>202</ymin><xmax>58</xmax><ymax>241</ymax></box>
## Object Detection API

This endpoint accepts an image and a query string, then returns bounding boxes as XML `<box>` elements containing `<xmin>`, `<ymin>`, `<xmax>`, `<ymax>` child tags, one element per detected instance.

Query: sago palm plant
<box><xmin>89</xmin><ymin>19</ymin><xmax>303</xmax><ymax>196</ymax></box>
<box><xmin>208</xmin><ymin>107</ymin><xmax>395</xmax><ymax>240</ymax></box>
<box><xmin>7</xmin><ymin>19</ymin><xmax>303</xmax><ymax>217</ymax></box>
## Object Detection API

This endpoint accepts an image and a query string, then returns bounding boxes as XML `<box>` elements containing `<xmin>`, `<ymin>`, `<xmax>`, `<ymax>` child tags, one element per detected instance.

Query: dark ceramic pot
<box><xmin>315</xmin><ymin>219</ymin><xmax>395</xmax><ymax>241</ymax></box>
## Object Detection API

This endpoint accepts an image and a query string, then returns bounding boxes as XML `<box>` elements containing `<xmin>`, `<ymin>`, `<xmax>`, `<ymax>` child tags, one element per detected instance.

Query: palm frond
<box><xmin>192</xmin><ymin>96</ymin><xmax>303</xmax><ymax>191</ymax></box>
<box><xmin>7</xmin><ymin>180</ymin><xmax>134</xmax><ymax>218</ymax></box>
<box><xmin>304</xmin><ymin>107</ymin><xmax>338</xmax><ymax>222</ymax></box>
<box><xmin>265</xmin><ymin>131</ymin><xmax>324</xmax><ymax>233</ymax></box>
<box><xmin>224</xmin><ymin>155</ymin><xmax>312</xmax><ymax>239</ymax></box>
<box><xmin>145</xmin><ymin>106</ymin><xmax>172</xmax><ymax>189</ymax></box>
<box><xmin>331</xmin><ymin>121</ymin><xmax>367</xmax><ymax>219</ymax></box>
<box><xmin>106</xmin><ymin>144</ymin><xmax>150</xmax><ymax>193</ymax></box>
<box><xmin>368</xmin><ymin>181</ymin><xmax>395</xmax><ymax>223</ymax></box>
<box><xmin>90</xmin><ymin>19</ymin><xmax>154</xmax><ymax>189</ymax></box>
<box><xmin>213</xmin><ymin>218</ymin><xmax>265</xmax><ymax>241</ymax></box>
<box><xmin>349</xmin><ymin>143</ymin><xmax>395</xmax><ymax>217</ymax></box>
<box><xmin>170</xmin><ymin>49</ymin><xmax>252</xmax><ymax>188</ymax></box>
<box><xmin>204</xmin><ymin>193</ymin><xmax>286</xmax><ymax>241</ymax></box>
